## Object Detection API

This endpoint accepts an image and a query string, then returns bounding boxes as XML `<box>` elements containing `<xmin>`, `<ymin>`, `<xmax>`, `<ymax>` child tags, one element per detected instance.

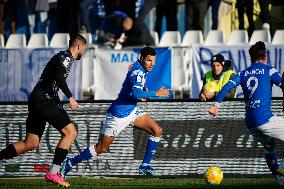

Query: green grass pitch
<box><xmin>0</xmin><ymin>177</ymin><xmax>282</xmax><ymax>189</ymax></box>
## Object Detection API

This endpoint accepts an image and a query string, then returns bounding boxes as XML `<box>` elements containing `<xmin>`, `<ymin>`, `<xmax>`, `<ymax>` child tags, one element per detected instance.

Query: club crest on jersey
<box><xmin>131</xmin><ymin>70</ymin><xmax>144</xmax><ymax>77</ymax></box>
<box><xmin>63</xmin><ymin>59</ymin><xmax>70</xmax><ymax>68</ymax></box>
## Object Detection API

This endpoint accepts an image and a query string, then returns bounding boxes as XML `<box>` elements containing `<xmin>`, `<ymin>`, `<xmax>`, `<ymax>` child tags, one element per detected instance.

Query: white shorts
<box><xmin>100</xmin><ymin>107</ymin><xmax>146</xmax><ymax>137</ymax></box>
<box><xmin>258</xmin><ymin>115</ymin><xmax>284</xmax><ymax>141</ymax></box>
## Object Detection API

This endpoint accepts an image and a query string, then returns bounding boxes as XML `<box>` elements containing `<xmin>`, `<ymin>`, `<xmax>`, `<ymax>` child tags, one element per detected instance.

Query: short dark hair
<box><xmin>69</xmin><ymin>34</ymin><xmax>87</xmax><ymax>48</ymax></box>
<box><xmin>140</xmin><ymin>47</ymin><xmax>156</xmax><ymax>57</ymax></box>
<box><xmin>249</xmin><ymin>41</ymin><xmax>266</xmax><ymax>63</ymax></box>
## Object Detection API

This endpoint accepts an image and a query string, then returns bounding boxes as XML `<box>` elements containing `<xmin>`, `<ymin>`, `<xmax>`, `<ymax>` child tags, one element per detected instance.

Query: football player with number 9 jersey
<box><xmin>207</xmin><ymin>41</ymin><xmax>284</xmax><ymax>185</ymax></box>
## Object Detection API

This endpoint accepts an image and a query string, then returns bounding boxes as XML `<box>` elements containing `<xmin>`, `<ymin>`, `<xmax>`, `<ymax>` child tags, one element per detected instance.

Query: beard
<box><xmin>76</xmin><ymin>53</ymin><xmax>82</xmax><ymax>60</ymax></box>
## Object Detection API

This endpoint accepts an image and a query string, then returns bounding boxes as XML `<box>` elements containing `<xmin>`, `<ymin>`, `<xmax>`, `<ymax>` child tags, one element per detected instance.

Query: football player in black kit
<box><xmin>0</xmin><ymin>34</ymin><xmax>87</xmax><ymax>187</ymax></box>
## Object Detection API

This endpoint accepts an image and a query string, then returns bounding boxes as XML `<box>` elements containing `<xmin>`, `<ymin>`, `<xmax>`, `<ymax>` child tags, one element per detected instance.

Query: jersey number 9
<box><xmin>246</xmin><ymin>76</ymin><xmax>258</xmax><ymax>98</ymax></box>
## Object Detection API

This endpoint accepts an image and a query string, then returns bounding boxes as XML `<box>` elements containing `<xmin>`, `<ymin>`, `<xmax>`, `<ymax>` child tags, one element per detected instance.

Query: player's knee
<box><xmin>62</xmin><ymin>125</ymin><xmax>77</xmax><ymax>141</ymax></box>
<box><xmin>153</xmin><ymin>126</ymin><xmax>162</xmax><ymax>137</ymax></box>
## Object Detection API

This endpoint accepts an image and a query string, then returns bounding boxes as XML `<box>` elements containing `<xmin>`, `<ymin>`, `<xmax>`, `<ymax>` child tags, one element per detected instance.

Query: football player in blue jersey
<box><xmin>207</xmin><ymin>41</ymin><xmax>284</xmax><ymax>184</ymax></box>
<box><xmin>61</xmin><ymin>47</ymin><xmax>169</xmax><ymax>178</ymax></box>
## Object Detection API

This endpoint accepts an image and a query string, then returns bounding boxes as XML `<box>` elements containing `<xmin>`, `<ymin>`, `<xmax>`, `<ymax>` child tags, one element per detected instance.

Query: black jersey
<box><xmin>30</xmin><ymin>50</ymin><xmax>74</xmax><ymax>103</ymax></box>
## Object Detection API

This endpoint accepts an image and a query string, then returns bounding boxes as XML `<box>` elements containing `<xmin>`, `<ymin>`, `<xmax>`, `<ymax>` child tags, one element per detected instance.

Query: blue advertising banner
<box><xmin>94</xmin><ymin>47</ymin><xmax>172</xmax><ymax>100</ymax></box>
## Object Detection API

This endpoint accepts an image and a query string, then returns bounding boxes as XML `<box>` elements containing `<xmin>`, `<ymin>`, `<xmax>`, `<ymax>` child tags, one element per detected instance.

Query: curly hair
<box><xmin>249</xmin><ymin>41</ymin><xmax>266</xmax><ymax>63</ymax></box>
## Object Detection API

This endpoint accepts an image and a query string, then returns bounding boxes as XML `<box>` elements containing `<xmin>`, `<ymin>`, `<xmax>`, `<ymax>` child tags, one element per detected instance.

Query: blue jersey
<box><xmin>108</xmin><ymin>60</ymin><xmax>156</xmax><ymax>118</ymax></box>
<box><xmin>216</xmin><ymin>62</ymin><xmax>282</xmax><ymax>128</ymax></box>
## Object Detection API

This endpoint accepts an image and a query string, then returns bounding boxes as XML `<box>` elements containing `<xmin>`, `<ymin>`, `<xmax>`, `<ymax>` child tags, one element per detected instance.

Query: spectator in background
<box><xmin>0</xmin><ymin>0</ymin><xmax>4</xmax><ymax>35</ymax></box>
<box><xmin>237</xmin><ymin>0</ymin><xmax>255</xmax><ymax>37</ymax></box>
<box><xmin>97</xmin><ymin>11</ymin><xmax>133</xmax><ymax>48</ymax></box>
<box><xmin>80</xmin><ymin>0</ymin><xmax>97</xmax><ymax>33</ymax></box>
<box><xmin>200</xmin><ymin>54</ymin><xmax>236</xmax><ymax>101</ymax></box>
<box><xmin>185</xmin><ymin>0</ymin><xmax>221</xmax><ymax>31</ymax></box>
<box><xmin>34</xmin><ymin>0</ymin><xmax>49</xmax><ymax>33</ymax></box>
<box><xmin>259</xmin><ymin>0</ymin><xmax>271</xmax><ymax>30</ymax></box>
<box><xmin>185</xmin><ymin>0</ymin><xmax>201</xmax><ymax>30</ymax></box>
<box><xmin>47</xmin><ymin>0</ymin><xmax>59</xmax><ymax>41</ymax></box>
<box><xmin>135</xmin><ymin>0</ymin><xmax>162</xmax><ymax>25</ymax></box>
<box><xmin>3</xmin><ymin>0</ymin><xmax>17</xmax><ymax>39</ymax></box>
<box><xmin>98</xmin><ymin>10</ymin><xmax>154</xmax><ymax>48</ymax></box>
<box><xmin>123</xmin><ymin>20</ymin><xmax>155</xmax><ymax>47</ymax></box>
<box><xmin>155</xmin><ymin>0</ymin><xmax>177</xmax><ymax>38</ymax></box>
<box><xmin>87</xmin><ymin>0</ymin><xmax>105</xmax><ymax>34</ymax></box>
<box><xmin>207</xmin><ymin>0</ymin><xmax>221</xmax><ymax>30</ymax></box>
<box><xmin>104</xmin><ymin>0</ymin><xmax>136</xmax><ymax>20</ymax></box>
<box><xmin>57</xmin><ymin>0</ymin><xmax>80</xmax><ymax>34</ymax></box>
<box><xmin>3</xmin><ymin>0</ymin><xmax>30</xmax><ymax>40</ymax></box>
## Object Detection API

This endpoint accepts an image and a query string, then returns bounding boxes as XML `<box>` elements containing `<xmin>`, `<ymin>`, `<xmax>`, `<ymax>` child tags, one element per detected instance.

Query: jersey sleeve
<box><xmin>269</xmin><ymin>67</ymin><xmax>282</xmax><ymax>87</ymax></box>
<box><xmin>55</xmin><ymin>57</ymin><xmax>72</xmax><ymax>99</ymax></box>
<box><xmin>224</xmin><ymin>73</ymin><xmax>237</xmax><ymax>98</ymax></box>
<box><xmin>216</xmin><ymin>72</ymin><xmax>241</xmax><ymax>103</ymax></box>
<box><xmin>132</xmin><ymin>87</ymin><xmax>156</xmax><ymax>99</ymax></box>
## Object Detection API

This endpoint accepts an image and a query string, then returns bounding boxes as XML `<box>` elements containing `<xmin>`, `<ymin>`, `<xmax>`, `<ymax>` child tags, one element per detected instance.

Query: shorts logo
<box><xmin>135</xmin><ymin>110</ymin><xmax>143</xmax><ymax>115</ymax></box>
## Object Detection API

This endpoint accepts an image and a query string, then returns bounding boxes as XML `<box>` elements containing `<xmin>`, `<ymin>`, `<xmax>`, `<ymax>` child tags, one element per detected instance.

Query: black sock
<box><xmin>52</xmin><ymin>148</ymin><xmax>68</xmax><ymax>165</ymax></box>
<box><xmin>0</xmin><ymin>144</ymin><xmax>18</xmax><ymax>160</ymax></box>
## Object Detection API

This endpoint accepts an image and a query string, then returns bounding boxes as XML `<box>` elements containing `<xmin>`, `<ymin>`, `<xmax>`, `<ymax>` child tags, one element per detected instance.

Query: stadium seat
<box><xmin>5</xmin><ymin>34</ymin><xmax>27</xmax><ymax>48</ymax></box>
<box><xmin>272</xmin><ymin>30</ymin><xmax>284</xmax><ymax>45</ymax></box>
<box><xmin>158</xmin><ymin>31</ymin><xmax>181</xmax><ymax>46</ymax></box>
<box><xmin>150</xmin><ymin>31</ymin><xmax>159</xmax><ymax>46</ymax></box>
<box><xmin>249</xmin><ymin>30</ymin><xmax>271</xmax><ymax>44</ymax></box>
<box><xmin>0</xmin><ymin>34</ymin><xmax>4</xmax><ymax>48</ymax></box>
<box><xmin>204</xmin><ymin>30</ymin><xmax>224</xmax><ymax>45</ymax></box>
<box><xmin>181</xmin><ymin>30</ymin><xmax>204</xmax><ymax>46</ymax></box>
<box><xmin>81</xmin><ymin>33</ymin><xmax>92</xmax><ymax>46</ymax></box>
<box><xmin>227</xmin><ymin>30</ymin><xmax>249</xmax><ymax>45</ymax></box>
<box><xmin>171</xmin><ymin>48</ymin><xmax>187</xmax><ymax>97</ymax></box>
<box><xmin>27</xmin><ymin>33</ymin><xmax>49</xmax><ymax>48</ymax></box>
<box><xmin>49</xmin><ymin>33</ymin><xmax>70</xmax><ymax>48</ymax></box>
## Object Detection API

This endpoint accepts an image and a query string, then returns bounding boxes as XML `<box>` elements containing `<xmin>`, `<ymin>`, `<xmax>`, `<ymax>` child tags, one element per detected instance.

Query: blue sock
<box><xmin>265</xmin><ymin>151</ymin><xmax>279</xmax><ymax>175</ymax></box>
<box><xmin>142</xmin><ymin>136</ymin><xmax>160</xmax><ymax>165</ymax></box>
<box><xmin>71</xmin><ymin>146</ymin><xmax>96</xmax><ymax>166</ymax></box>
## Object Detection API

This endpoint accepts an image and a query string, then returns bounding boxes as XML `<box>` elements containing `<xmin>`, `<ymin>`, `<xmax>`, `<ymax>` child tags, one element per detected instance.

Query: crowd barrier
<box><xmin>0</xmin><ymin>100</ymin><xmax>284</xmax><ymax>177</ymax></box>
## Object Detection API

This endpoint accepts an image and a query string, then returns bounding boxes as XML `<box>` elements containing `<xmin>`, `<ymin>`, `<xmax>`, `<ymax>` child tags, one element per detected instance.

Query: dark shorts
<box><xmin>26</xmin><ymin>100</ymin><xmax>72</xmax><ymax>138</ymax></box>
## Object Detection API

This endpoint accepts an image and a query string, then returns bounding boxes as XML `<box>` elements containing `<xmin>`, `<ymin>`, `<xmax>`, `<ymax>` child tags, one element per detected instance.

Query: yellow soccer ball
<box><xmin>204</xmin><ymin>81</ymin><xmax>219</xmax><ymax>93</ymax></box>
<box><xmin>204</xmin><ymin>166</ymin><xmax>223</xmax><ymax>185</ymax></box>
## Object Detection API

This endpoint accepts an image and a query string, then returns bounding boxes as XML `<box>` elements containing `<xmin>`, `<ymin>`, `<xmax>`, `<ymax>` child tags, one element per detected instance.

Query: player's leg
<box><xmin>249</xmin><ymin>126</ymin><xmax>281</xmax><ymax>184</ymax></box>
<box><xmin>0</xmin><ymin>133</ymin><xmax>40</xmax><ymax>160</ymax></box>
<box><xmin>0</xmin><ymin>110</ymin><xmax>44</xmax><ymax>160</ymax></box>
<box><xmin>64</xmin><ymin>134</ymin><xmax>115</xmax><ymax>169</ymax></box>
<box><xmin>44</xmin><ymin>104</ymin><xmax>76</xmax><ymax>187</ymax></box>
<box><xmin>133</xmin><ymin>112</ymin><xmax>162</xmax><ymax>176</ymax></box>
<box><xmin>256</xmin><ymin>116</ymin><xmax>284</xmax><ymax>177</ymax></box>
<box><xmin>61</xmin><ymin>112</ymin><xmax>123</xmax><ymax>178</ymax></box>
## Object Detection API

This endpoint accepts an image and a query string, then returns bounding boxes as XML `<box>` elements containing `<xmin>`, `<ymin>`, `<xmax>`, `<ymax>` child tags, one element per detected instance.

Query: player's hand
<box><xmin>204</xmin><ymin>91</ymin><xmax>215</xmax><ymax>100</ymax></box>
<box><xmin>139</xmin><ymin>98</ymin><xmax>147</xmax><ymax>101</ymax></box>
<box><xmin>69</xmin><ymin>97</ymin><xmax>78</xmax><ymax>110</ymax></box>
<box><xmin>207</xmin><ymin>105</ymin><xmax>219</xmax><ymax>117</ymax></box>
<box><xmin>156</xmin><ymin>87</ymin><xmax>169</xmax><ymax>97</ymax></box>
<box><xmin>200</xmin><ymin>92</ymin><xmax>207</xmax><ymax>102</ymax></box>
